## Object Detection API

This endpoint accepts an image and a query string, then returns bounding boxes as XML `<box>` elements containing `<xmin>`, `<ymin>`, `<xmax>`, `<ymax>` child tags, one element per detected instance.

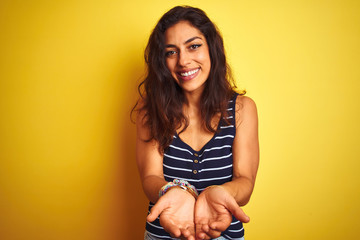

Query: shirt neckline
<box><xmin>174</xmin><ymin>118</ymin><xmax>222</xmax><ymax>153</ymax></box>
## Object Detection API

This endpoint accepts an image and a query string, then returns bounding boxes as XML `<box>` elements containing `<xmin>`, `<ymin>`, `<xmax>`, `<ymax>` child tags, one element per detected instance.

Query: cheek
<box><xmin>197</xmin><ymin>50</ymin><xmax>211</xmax><ymax>68</ymax></box>
<box><xmin>166</xmin><ymin>59</ymin><xmax>179</xmax><ymax>81</ymax></box>
<box><xmin>165</xmin><ymin>59</ymin><xmax>171</xmax><ymax>70</ymax></box>
<box><xmin>166</xmin><ymin>59</ymin><xmax>175</xmax><ymax>72</ymax></box>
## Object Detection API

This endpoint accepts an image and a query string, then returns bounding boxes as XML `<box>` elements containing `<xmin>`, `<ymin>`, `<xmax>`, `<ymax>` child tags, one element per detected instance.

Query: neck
<box><xmin>183</xmin><ymin>89</ymin><xmax>202</xmax><ymax>114</ymax></box>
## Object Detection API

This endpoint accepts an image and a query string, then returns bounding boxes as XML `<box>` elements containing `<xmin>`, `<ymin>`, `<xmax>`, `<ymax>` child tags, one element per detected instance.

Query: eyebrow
<box><xmin>165</xmin><ymin>36</ymin><xmax>202</xmax><ymax>48</ymax></box>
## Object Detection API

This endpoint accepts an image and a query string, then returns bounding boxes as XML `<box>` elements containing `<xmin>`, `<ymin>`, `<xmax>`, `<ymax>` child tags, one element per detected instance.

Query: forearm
<box><xmin>221</xmin><ymin>176</ymin><xmax>255</xmax><ymax>206</ymax></box>
<box><xmin>142</xmin><ymin>175</ymin><xmax>168</xmax><ymax>204</ymax></box>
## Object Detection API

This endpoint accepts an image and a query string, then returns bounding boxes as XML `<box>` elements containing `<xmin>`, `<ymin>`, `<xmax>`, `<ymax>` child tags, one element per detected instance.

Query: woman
<box><xmin>134</xmin><ymin>6</ymin><xmax>259</xmax><ymax>240</ymax></box>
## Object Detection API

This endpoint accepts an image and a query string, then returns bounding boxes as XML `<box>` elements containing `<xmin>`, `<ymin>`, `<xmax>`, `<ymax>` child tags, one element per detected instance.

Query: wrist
<box><xmin>220</xmin><ymin>183</ymin><xmax>236</xmax><ymax>197</ymax></box>
<box><xmin>203</xmin><ymin>184</ymin><xmax>234</xmax><ymax>198</ymax></box>
<box><xmin>159</xmin><ymin>179</ymin><xmax>199</xmax><ymax>199</ymax></box>
<box><xmin>167</xmin><ymin>186</ymin><xmax>195</xmax><ymax>199</ymax></box>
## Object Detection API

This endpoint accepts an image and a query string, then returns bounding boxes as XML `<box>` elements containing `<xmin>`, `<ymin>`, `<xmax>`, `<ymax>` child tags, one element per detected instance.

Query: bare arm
<box><xmin>222</xmin><ymin>95</ymin><xmax>259</xmax><ymax>206</ymax></box>
<box><xmin>136</xmin><ymin>106</ymin><xmax>196</xmax><ymax>239</ymax></box>
<box><xmin>135</xmin><ymin>108</ymin><xmax>167</xmax><ymax>204</ymax></box>
<box><xmin>194</xmin><ymin>95</ymin><xmax>259</xmax><ymax>239</ymax></box>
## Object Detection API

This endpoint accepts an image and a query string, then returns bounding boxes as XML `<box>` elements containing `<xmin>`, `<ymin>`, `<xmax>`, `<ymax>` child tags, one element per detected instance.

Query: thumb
<box><xmin>147</xmin><ymin>199</ymin><xmax>167</xmax><ymax>222</ymax></box>
<box><xmin>225</xmin><ymin>197</ymin><xmax>250</xmax><ymax>223</ymax></box>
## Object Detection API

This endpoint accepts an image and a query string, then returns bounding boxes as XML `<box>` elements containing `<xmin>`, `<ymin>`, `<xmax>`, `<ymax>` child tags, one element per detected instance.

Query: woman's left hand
<box><xmin>194</xmin><ymin>186</ymin><xmax>250</xmax><ymax>240</ymax></box>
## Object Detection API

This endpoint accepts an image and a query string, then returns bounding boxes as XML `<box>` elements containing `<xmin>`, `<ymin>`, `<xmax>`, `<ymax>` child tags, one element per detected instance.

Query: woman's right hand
<box><xmin>147</xmin><ymin>187</ymin><xmax>196</xmax><ymax>240</ymax></box>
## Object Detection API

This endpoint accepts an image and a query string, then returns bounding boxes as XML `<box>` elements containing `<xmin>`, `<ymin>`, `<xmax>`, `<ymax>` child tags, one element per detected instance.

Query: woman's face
<box><xmin>164</xmin><ymin>21</ymin><xmax>211</xmax><ymax>95</ymax></box>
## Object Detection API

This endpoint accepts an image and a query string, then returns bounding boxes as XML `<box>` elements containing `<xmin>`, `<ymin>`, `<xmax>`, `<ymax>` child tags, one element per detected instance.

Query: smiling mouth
<box><xmin>177</xmin><ymin>68</ymin><xmax>200</xmax><ymax>80</ymax></box>
<box><xmin>180</xmin><ymin>68</ymin><xmax>199</xmax><ymax>77</ymax></box>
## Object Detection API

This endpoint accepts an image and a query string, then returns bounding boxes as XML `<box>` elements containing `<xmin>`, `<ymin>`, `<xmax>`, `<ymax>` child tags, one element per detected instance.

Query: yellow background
<box><xmin>1</xmin><ymin>0</ymin><xmax>359</xmax><ymax>239</ymax></box>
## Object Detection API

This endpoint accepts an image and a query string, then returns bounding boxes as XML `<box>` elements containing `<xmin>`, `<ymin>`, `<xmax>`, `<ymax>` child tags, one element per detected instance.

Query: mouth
<box><xmin>176</xmin><ymin>68</ymin><xmax>200</xmax><ymax>81</ymax></box>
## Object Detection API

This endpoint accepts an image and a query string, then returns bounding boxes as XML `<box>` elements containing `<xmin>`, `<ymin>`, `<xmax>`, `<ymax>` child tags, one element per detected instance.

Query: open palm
<box><xmin>147</xmin><ymin>188</ymin><xmax>196</xmax><ymax>240</ymax></box>
<box><xmin>194</xmin><ymin>186</ymin><xmax>249</xmax><ymax>239</ymax></box>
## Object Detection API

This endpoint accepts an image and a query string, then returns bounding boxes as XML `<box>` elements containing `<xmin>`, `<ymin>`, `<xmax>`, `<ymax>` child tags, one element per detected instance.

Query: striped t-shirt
<box><xmin>146</xmin><ymin>93</ymin><xmax>244</xmax><ymax>239</ymax></box>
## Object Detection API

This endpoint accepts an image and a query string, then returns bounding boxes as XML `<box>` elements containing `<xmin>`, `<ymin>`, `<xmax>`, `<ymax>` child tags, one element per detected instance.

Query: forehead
<box><xmin>165</xmin><ymin>20</ymin><xmax>205</xmax><ymax>44</ymax></box>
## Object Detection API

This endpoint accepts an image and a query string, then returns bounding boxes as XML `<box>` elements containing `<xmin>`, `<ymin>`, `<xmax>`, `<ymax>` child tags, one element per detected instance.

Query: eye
<box><xmin>189</xmin><ymin>44</ymin><xmax>202</xmax><ymax>50</ymax></box>
<box><xmin>165</xmin><ymin>50</ymin><xmax>177</xmax><ymax>57</ymax></box>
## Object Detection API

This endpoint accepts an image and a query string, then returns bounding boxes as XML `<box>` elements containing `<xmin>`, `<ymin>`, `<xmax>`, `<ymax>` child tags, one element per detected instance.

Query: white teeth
<box><xmin>180</xmin><ymin>68</ymin><xmax>199</xmax><ymax>77</ymax></box>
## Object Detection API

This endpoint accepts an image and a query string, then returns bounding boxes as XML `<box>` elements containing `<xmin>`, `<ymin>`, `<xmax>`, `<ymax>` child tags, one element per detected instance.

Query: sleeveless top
<box><xmin>146</xmin><ymin>93</ymin><xmax>244</xmax><ymax>239</ymax></box>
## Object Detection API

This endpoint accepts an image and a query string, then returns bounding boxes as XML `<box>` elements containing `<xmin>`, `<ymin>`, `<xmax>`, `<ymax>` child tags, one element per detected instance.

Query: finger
<box><xmin>206</xmin><ymin>228</ymin><xmax>222</xmax><ymax>239</ymax></box>
<box><xmin>164</xmin><ymin>224</ymin><xmax>181</xmax><ymax>238</ymax></box>
<box><xmin>196</xmin><ymin>233</ymin><xmax>211</xmax><ymax>240</ymax></box>
<box><xmin>146</xmin><ymin>208</ymin><xmax>160</xmax><ymax>223</ymax></box>
<box><xmin>209</xmin><ymin>220</ymin><xmax>230</xmax><ymax>232</ymax></box>
<box><xmin>185</xmin><ymin>225</ymin><xmax>196</xmax><ymax>240</ymax></box>
<box><xmin>146</xmin><ymin>199</ymin><xmax>167</xmax><ymax>222</ymax></box>
<box><xmin>187</xmin><ymin>235</ymin><xmax>196</xmax><ymax>240</ymax></box>
<box><xmin>157</xmin><ymin>214</ymin><xmax>182</xmax><ymax>238</ymax></box>
<box><xmin>196</xmin><ymin>230</ymin><xmax>211</xmax><ymax>240</ymax></box>
<box><xmin>195</xmin><ymin>221</ymin><xmax>211</xmax><ymax>239</ymax></box>
<box><xmin>225</xmin><ymin>198</ymin><xmax>250</xmax><ymax>223</ymax></box>
<box><xmin>181</xmin><ymin>228</ymin><xmax>190</xmax><ymax>238</ymax></box>
<box><xmin>180</xmin><ymin>228</ymin><xmax>195</xmax><ymax>240</ymax></box>
<box><xmin>201</xmin><ymin>224</ymin><xmax>210</xmax><ymax>233</ymax></box>
<box><xmin>184</xmin><ymin>234</ymin><xmax>195</xmax><ymax>240</ymax></box>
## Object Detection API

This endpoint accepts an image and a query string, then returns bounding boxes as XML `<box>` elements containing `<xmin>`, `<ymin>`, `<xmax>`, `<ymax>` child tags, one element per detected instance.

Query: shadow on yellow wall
<box><xmin>115</xmin><ymin>62</ymin><xmax>148</xmax><ymax>239</ymax></box>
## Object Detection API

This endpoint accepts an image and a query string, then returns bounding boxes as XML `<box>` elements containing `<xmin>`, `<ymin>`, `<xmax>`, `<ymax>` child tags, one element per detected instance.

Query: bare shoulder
<box><xmin>135</xmin><ymin>98</ymin><xmax>148</xmax><ymax>124</ymax></box>
<box><xmin>234</xmin><ymin>95</ymin><xmax>258</xmax><ymax>127</ymax></box>
<box><xmin>235</xmin><ymin>95</ymin><xmax>257</xmax><ymax>109</ymax></box>
<box><xmin>135</xmin><ymin>98</ymin><xmax>151</xmax><ymax>139</ymax></box>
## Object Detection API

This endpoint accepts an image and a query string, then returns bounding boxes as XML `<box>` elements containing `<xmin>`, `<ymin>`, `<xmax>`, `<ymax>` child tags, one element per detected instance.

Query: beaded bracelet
<box><xmin>159</xmin><ymin>179</ymin><xmax>199</xmax><ymax>199</ymax></box>
<box><xmin>173</xmin><ymin>179</ymin><xmax>199</xmax><ymax>199</ymax></box>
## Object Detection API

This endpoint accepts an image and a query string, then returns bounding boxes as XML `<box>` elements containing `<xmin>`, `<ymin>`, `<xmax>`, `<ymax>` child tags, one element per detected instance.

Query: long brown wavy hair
<box><xmin>132</xmin><ymin>6</ymin><xmax>244</xmax><ymax>153</ymax></box>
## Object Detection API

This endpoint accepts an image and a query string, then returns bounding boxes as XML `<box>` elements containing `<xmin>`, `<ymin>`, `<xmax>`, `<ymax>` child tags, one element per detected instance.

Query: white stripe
<box><xmin>215</xmin><ymin>135</ymin><xmax>234</xmax><ymax>140</ymax></box>
<box><xmin>193</xmin><ymin>175</ymin><xmax>232</xmax><ymax>182</ymax></box>
<box><xmin>228</xmin><ymin>227</ymin><xmax>244</xmax><ymax>232</ymax></box>
<box><xmin>201</xmin><ymin>153</ymin><xmax>232</xmax><ymax>162</ymax></box>
<box><xmin>169</xmin><ymin>145</ymin><xmax>193</xmax><ymax>155</ymax></box>
<box><xmin>146</xmin><ymin>221</ymin><xmax>164</xmax><ymax>229</ymax></box>
<box><xmin>163</xmin><ymin>164</ymin><xmax>192</xmax><ymax>172</ymax></box>
<box><xmin>225</xmin><ymin>115</ymin><xmax>233</xmax><ymax>119</ymax></box>
<box><xmin>146</xmin><ymin>231</ymin><xmax>173</xmax><ymax>239</ymax></box>
<box><xmin>197</xmin><ymin>175</ymin><xmax>232</xmax><ymax>182</ymax></box>
<box><xmin>199</xmin><ymin>164</ymin><xmax>232</xmax><ymax>172</ymax></box>
<box><xmin>199</xmin><ymin>145</ymin><xmax>232</xmax><ymax>157</ymax></box>
<box><xmin>164</xmin><ymin>174</ymin><xmax>232</xmax><ymax>183</ymax></box>
<box><xmin>223</xmin><ymin>234</ymin><xmax>244</xmax><ymax>240</ymax></box>
<box><xmin>220</xmin><ymin>125</ymin><xmax>234</xmax><ymax>129</ymax></box>
<box><xmin>227</xmin><ymin>108</ymin><xmax>233</xmax><ymax>111</ymax></box>
<box><xmin>163</xmin><ymin>174</ymin><xmax>191</xmax><ymax>182</ymax></box>
<box><xmin>229</xmin><ymin>100</ymin><xmax>233</xmax><ymax>103</ymax></box>
<box><xmin>163</xmin><ymin>153</ymin><xmax>193</xmax><ymax>162</ymax></box>
<box><xmin>230</xmin><ymin>220</ymin><xmax>240</xmax><ymax>225</ymax></box>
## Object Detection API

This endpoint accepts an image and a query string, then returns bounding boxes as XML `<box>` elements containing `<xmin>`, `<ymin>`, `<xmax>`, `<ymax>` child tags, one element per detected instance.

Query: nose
<box><xmin>178</xmin><ymin>51</ymin><xmax>191</xmax><ymax>67</ymax></box>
